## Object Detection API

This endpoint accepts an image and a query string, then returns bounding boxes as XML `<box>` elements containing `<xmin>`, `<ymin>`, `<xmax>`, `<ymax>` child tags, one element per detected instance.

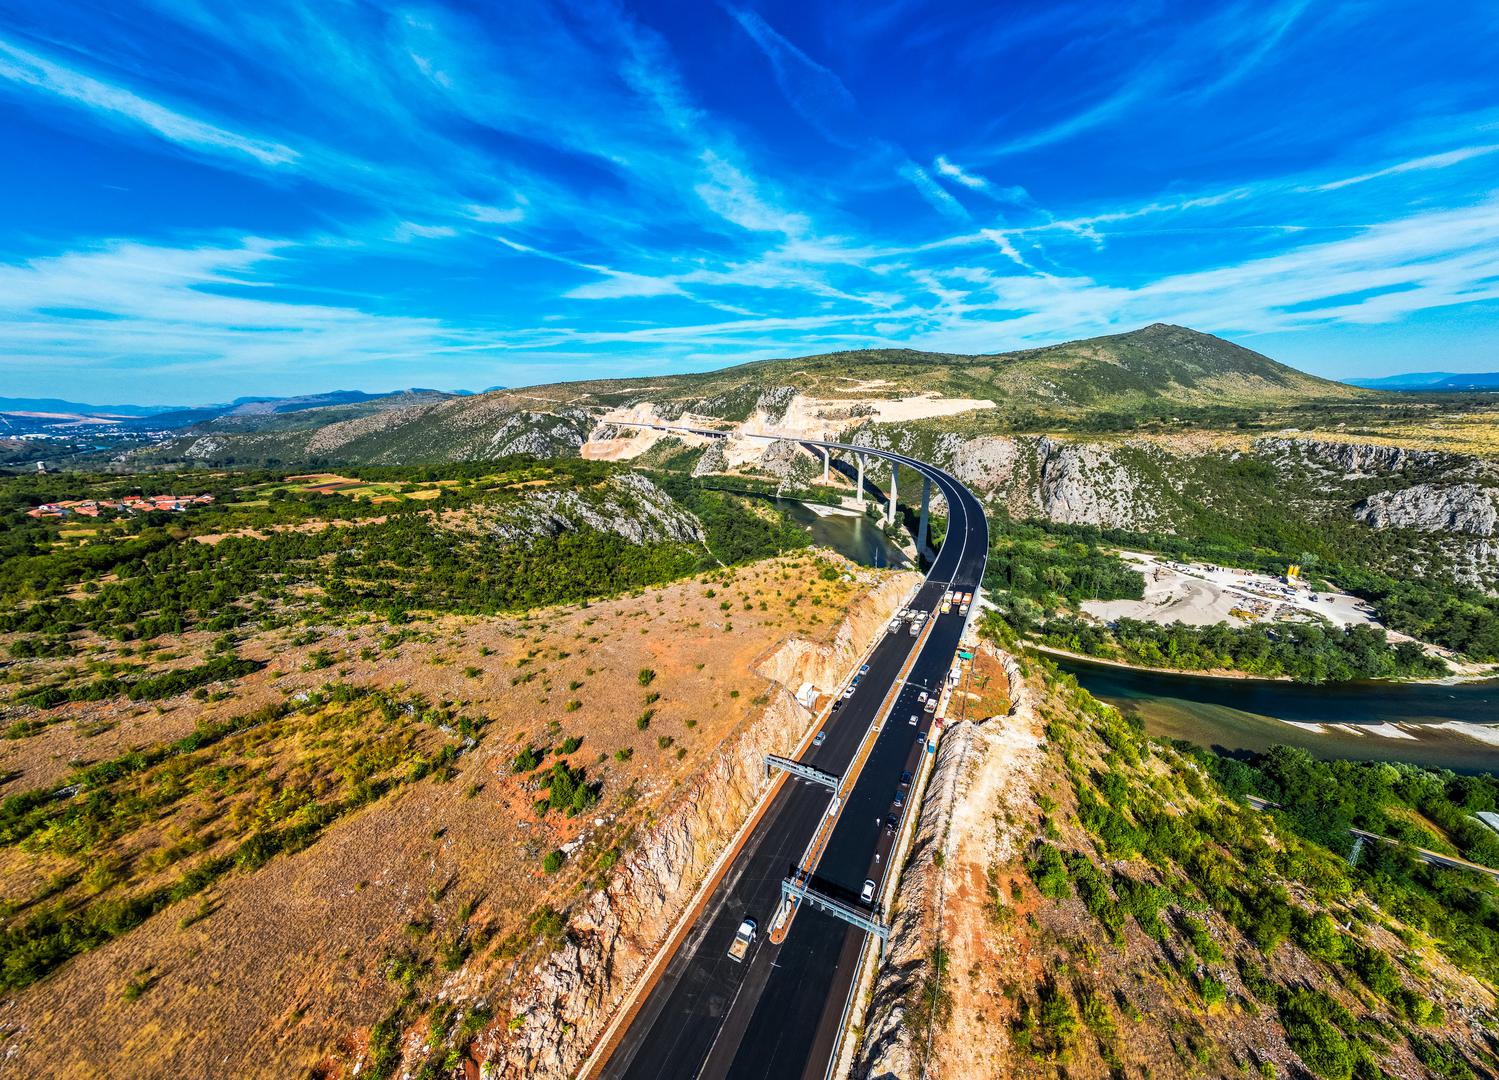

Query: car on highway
<box><xmin>813</xmin><ymin>730</ymin><xmax>826</xmax><ymax>747</ymax></box>
<box><xmin>924</xmin><ymin>698</ymin><xmax>937</xmax><ymax>714</ymax></box>
<box><xmin>908</xmin><ymin>713</ymin><xmax>918</xmax><ymax>725</ymax></box>
<box><xmin>893</xmin><ymin>790</ymin><xmax>906</xmax><ymax>809</ymax></box>
<box><xmin>727</xmin><ymin>918</ymin><xmax>757</xmax><ymax>963</ymax></box>
<box><xmin>841</xmin><ymin>685</ymin><xmax>854</xmax><ymax>699</ymax></box>
<box><xmin>887</xmin><ymin>618</ymin><xmax>901</xmax><ymax>634</ymax></box>
<box><xmin>899</xmin><ymin>770</ymin><xmax>913</xmax><ymax>787</ymax></box>
<box><xmin>860</xmin><ymin>879</ymin><xmax>876</xmax><ymax>904</ymax></box>
<box><xmin>884</xmin><ymin>813</ymin><xmax>899</xmax><ymax>833</ymax></box>
<box><xmin>916</xmin><ymin>690</ymin><xmax>928</xmax><ymax>703</ymax></box>
<box><xmin>859</xmin><ymin>664</ymin><xmax>870</xmax><ymax>676</ymax></box>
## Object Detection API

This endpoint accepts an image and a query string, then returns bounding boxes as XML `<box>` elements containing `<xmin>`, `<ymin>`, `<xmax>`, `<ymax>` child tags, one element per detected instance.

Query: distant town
<box><xmin>24</xmin><ymin>493</ymin><xmax>214</xmax><ymax>518</ymax></box>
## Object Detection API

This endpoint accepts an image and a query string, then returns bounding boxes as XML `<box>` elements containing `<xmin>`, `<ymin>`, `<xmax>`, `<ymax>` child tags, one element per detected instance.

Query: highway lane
<box><xmin>599</xmin><ymin>438</ymin><xmax>987</xmax><ymax>1080</ymax></box>
<box><xmin>724</xmin><ymin>462</ymin><xmax>987</xmax><ymax>1080</ymax></box>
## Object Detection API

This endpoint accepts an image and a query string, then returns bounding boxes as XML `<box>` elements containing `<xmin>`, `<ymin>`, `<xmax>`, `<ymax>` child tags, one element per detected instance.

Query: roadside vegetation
<box><xmin>1034</xmin><ymin>616</ymin><xmax>1447</xmax><ymax>683</ymax></box>
<box><xmin>1003</xmin><ymin>656</ymin><xmax>1499</xmax><ymax>1079</ymax></box>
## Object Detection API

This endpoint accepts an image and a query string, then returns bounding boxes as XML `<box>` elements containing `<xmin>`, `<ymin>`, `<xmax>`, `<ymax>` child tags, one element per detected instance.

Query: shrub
<box><xmin>1026</xmin><ymin>842</ymin><xmax>1070</xmax><ymax>900</ymax></box>
<box><xmin>1279</xmin><ymin>988</ymin><xmax>1357</xmax><ymax>1080</ymax></box>
<box><xmin>541</xmin><ymin>849</ymin><xmax>564</xmax><ymax>874</ymax></box>
<box><xmin>511</xmin><ymin>745</ymin><xmax>543</xmax><ymax>773</ymax></box>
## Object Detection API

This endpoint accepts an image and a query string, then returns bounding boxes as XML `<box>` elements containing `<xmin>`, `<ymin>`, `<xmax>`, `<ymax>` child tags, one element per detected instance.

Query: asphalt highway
<box><xmin>601</xmin><ymin>439</ymin><xmax>988</xmax><ymax>1080</ymax></box>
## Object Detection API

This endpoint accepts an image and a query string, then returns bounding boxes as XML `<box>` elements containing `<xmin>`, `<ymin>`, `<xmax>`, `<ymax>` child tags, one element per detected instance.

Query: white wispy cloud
<box><xmin>694</xmin><ymin>151</ymin><xmax>810</xmax><ymax>235</ymax></box>
<box><xmin>1311</xmin><ymin>144</ymin><xmax>1499</xmax><ymax>191</ymax></box>
<box><xmin>0</xmin><ymin>36</ymin><xmax>299</xmax><ymax>167</ymax></box>
<box><xmin>901</xmin><ymin>163</ymin><xmax>971</xmax><ymax>222</ymax></box>
<box><xmin>990</xmin><ymin>1</ymin><xmax>1313</xmax><ymax>156</ymax></box>
<box><xmin>933</xmin><ymin>155</ymin><xmax>990</xmax><ymax>191</ymax></box>
<box><xmin>0</xmin><ymin>237</ymin><xmax>464</xmax><ymax>382</ymax></box>
<box><xmin>726</xmin><ymin>6</ymin><xmax>865</xmax><ymax>149</ymax></box>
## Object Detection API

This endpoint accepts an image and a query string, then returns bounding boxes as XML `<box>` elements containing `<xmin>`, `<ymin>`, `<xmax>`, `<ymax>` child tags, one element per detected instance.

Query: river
<box><xmin>1051</xmin><ymin>654</ymin><xmax>1499</xmax><ymax>773</ymax></box>
<box><xmin>771</xmin><ymin>498</ymin><xmax>912</xmax><ymax>570</ymax></box>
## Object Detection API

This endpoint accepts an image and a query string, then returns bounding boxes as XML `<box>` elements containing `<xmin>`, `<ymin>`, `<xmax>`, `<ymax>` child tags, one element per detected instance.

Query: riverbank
<box><xmin>1027</xmin><ymin>641</ymin><xmax>1288</xmax><ymax>682</ymax></box>
<box><xmin>1026</xmin><ymin>640</ymin><xmax>1499</xmax><ymax>687</ymax></box>
<box><xmin>1052</xmin><ymin>652</ymin><xmax>1499</xmax><ymax>773</ymax></box>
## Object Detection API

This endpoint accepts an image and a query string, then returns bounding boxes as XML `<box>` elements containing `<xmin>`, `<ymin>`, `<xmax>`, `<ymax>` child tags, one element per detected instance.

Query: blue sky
<box><xmin>2</xmin><ymin>0</ymin><xmax>1497</xmax><ymax>402</ymax></box>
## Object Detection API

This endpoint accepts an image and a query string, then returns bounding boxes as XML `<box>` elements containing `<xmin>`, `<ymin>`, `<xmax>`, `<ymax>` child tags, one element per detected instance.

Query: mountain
<box><xmin>1346</xmin><ymin>371</ymin><xmax>1499</xmax><ymax>391</ymax></box>
<box><xmin>0</xmin><ymin>388</ymin><xmax>488</xmax><ymax>439</ymax></box>
<box><xmin>0</xmin><ymin>396</ymin><xmax>174</xmax><ymax>417</ymax></box>
<box><xmin>516</xmin><ymin>323</ymin><xmax>1364</xmax><ymax>415</ymax></box>
<box><xmin>127</xmin><ymin>324</ymin><xmax>1372</xmax><ymax>467</ymax></box>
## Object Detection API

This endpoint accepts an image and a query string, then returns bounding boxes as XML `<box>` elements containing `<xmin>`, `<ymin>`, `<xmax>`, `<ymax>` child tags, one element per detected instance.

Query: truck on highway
<box><xmin>727</xmin><ymin>918</ymin><xmax>757</xmax><ymax>963</ymax></box>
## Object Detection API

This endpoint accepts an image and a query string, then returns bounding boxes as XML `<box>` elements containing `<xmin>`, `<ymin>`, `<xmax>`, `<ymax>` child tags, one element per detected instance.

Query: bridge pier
<box><xmin>916</xmin><ymin>474</ymin><xmax>936</xmax><ymax>562</ymax></box>
<box><xmin>885</xmin><ymin>462</ymin><xmax>898</xmax><ymax>526</ymax></box>
<box><xmin>855</xmin><ymin>453</ymin><xmax>866</xmax><ymax>506</ymax></box>
<box><xmin>820</xmin><ymin>446</ymin><xmax>830</xmax><ymax>484</ymax></box>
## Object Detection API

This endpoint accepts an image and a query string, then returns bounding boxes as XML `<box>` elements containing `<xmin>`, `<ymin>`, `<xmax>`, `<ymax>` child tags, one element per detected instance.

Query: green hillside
<box><xmin>125</xmin><ymin>325</ymin><xmax>1372</xmax><ymax>466</ymax></box>
<box><xmin>517</xmin><ymin>324</ymin><xmax>1363</xmax><ymax>413</ymax></box>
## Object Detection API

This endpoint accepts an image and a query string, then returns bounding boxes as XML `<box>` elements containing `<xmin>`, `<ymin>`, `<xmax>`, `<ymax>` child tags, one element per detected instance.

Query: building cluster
<box><xmin>25</xmin><ymin>493</ymin><xmax>214</xmax><ymax>519</ymax></box>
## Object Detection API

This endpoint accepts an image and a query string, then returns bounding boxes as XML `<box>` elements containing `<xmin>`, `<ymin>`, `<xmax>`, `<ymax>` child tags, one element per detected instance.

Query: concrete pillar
<box><xmin>855</xmin><ymin>454</ymin><xmax>866</xmax><ymax>505</ymax></box>
<box><xmin>916</xmin><ymin>474</ymin><xmax>935</xmax><ymax>562</ymax></box>
<box><xmin>820</xmin><ymin>446</ymin><xmax>830</xmax><ymax>484</ymax></box>
<box><xmin>885</xmin><ymin>461</ymin><xmax>898</xmax><ymax>526</ymax></box>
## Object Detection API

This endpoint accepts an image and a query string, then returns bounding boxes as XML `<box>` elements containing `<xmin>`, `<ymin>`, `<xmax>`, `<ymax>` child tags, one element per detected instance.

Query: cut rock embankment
<box><xmin>470</xmin><ymin>570</ymin><xmax>918</xmax><ymax>1078</ymax></box>
<box><xmin>857</xmin><ymin>644</ymin><xmax>1040</xmax><ymax>1080</ymax></box>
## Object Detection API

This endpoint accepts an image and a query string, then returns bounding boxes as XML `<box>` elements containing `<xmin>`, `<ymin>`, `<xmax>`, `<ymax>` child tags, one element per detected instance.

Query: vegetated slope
<box><xmin>0</xmin><ymin>460</ymin><xmax>808</xmax><ymax>759</ymax></box>
<box><xmin>530</xmin><ymin>324</ymin><xmax>1361</xmax><ymax>413</ymax></box>
<box><xmin>122</xmin><ymin>325</ymin><xmax>1368</xmax><ymax>468</ymax></box>
<box><xmin>0</xmin><ymin>548</ymin><xmax>904</xmax><ymax>1078</ymax></box>
<box><xmin>132</xmin><ymin>390</ymin><xmax>595</xmax><ymax>466</ymax></box>
<box><xmin>863</xmin><ymin>641</ymin><xmax>1499</xmax><ymax>1080</ymax></box>
<box><xmin>974</xmin><ymin>323</ymin><xmax>1364</xmax><ymax>409</ymax></box>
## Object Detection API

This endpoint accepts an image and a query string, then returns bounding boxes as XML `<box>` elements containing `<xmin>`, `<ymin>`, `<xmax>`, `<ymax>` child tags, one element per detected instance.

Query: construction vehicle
<box><xmin>727</xmin><ymin>918</ymin><xmax>757</xmax><ymax>962</ymax></box>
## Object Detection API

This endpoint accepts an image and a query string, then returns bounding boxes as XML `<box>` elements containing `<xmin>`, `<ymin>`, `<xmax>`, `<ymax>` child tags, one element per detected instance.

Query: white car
<box><xmin>917</xmin><ymin>690</ymin><xmax>928</xmax><ymax>704</ymax></box>
<box><xmin>924</xmin><ymin>698</ymin><xmax>937</xmax><ymax>714</ymax></box>
<box><xmin>908</xmin><ymin>713</ymin><xmax>918</xmax><ymax>725</ymax></box>
<box><xmin>860</xmin><ymin>879</ymin><xmax>876</xmax><ymax>904</ymax></box>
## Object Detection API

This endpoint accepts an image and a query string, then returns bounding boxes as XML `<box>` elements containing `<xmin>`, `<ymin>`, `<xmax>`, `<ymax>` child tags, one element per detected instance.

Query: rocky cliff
<box><xmin>470</xmin><ymin>569</ymin><xmax>918</xmax><ymax>1078</ymax></box>
<box><xmin>1355</xmin><ymin>483</ymin><xmax>1499</xmax><ymax>537</ymax></box>
<box><xmin>857</xmin><ymin>645</ymin><xmax>1039</xmax><ymax>1079</ymax></box>
<box><xmin>467</xmin><ymin>472</ymin><xmax>706</xmax><ymax>547</ymax></box>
